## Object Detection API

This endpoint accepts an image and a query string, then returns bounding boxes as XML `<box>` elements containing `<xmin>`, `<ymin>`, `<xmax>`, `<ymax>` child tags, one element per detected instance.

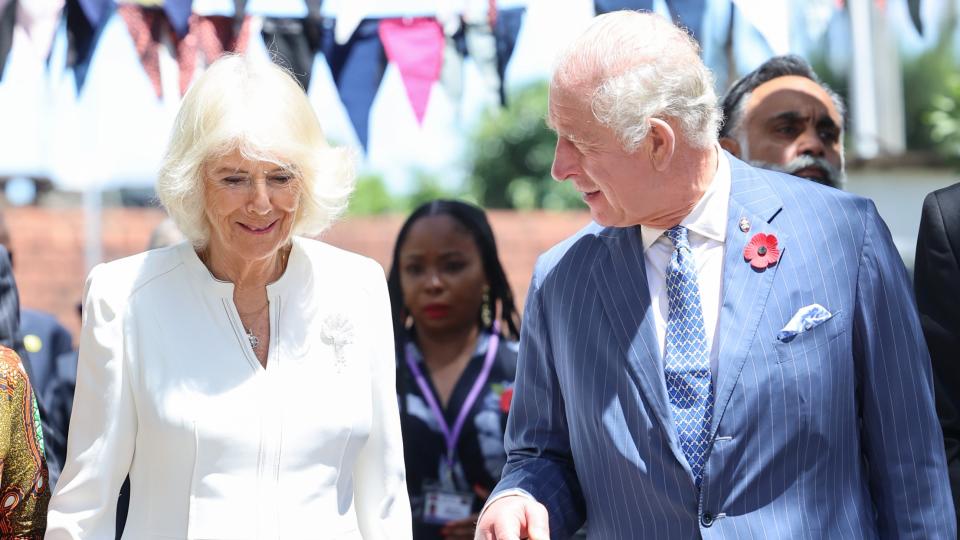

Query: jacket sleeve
<box><xmin>353</xmin><ymin>259</ymin><xmax>412</xmax><ymax>539</ymax></box>
<box><xmin>0</xmin><ymin>246</ymin><xmax>21</xmax><ymax>353</ymax></box>
<box><xmin>45</xmin><ymin>264</ymin><xmax>138</xmax><ymax>540</ymax></box>
<box><xmin>914</xmin><ymin>189</ymin><xmax>960</xmax><ymax>519</ymax></box>
<box><xmin>491</xmin><ymin>267</ymin><xmax>586</xmax><ymax>538</ymax></box>
<box><xmin>854</xmin><ymin>201</ymin><xmax>957</xmax><ymax>537</ymax></box>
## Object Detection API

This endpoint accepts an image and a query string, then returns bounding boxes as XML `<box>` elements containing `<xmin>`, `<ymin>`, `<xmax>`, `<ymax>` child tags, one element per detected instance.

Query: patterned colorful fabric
<box><xmin>0</xmin><ymin>346</ymin><xmax>49</xmax><ymax>538</ymax></box>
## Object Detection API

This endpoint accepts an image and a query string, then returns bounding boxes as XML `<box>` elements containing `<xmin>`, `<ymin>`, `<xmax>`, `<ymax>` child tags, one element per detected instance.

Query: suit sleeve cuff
<box><xmin>477</xmin><ymin>488</ymin><xmax>536</xmax><ymax>524</ymax></box>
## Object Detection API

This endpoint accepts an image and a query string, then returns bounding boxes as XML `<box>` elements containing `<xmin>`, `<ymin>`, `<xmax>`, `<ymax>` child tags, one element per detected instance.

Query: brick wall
<box><xmin>6</xmin><ymin>207</ymin><xmax>592</xmax><ymax>342</ymax></box>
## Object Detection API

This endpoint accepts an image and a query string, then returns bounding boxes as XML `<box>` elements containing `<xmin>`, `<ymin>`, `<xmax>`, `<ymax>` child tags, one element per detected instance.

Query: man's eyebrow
<box><xmin>815</xmin><ymin>115</ymin><xmax>841</xmax><ymax>130</ymax></box>
<box><xmin>770</xmin><ymin>111</ymin><xmax>805</xmax><ymax>123</ymax></box>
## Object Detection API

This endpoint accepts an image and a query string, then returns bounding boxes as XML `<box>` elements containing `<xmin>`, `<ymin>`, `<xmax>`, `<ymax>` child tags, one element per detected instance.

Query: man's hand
<box><xmin>474</xmin><ymin>494</ymin><xmax>550</xmax><ymax>540</ymax></box>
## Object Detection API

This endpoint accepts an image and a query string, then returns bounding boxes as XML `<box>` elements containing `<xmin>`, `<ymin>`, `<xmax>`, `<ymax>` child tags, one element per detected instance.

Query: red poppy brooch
<box><xmin>743</xmin><ymin>233</ymin><xmax>780</xmax><ymax>271</ymax></box>
<box><xmin>499</xmin><ymin>387</ymin><xmax>514</xmax><ymax>413</ymax></box>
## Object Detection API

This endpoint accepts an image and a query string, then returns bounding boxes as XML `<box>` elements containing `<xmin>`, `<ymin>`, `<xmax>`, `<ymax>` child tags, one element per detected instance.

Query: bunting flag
<box><xmin>116</xmin><ymin>4</ymin><xmax>168</xmax><ymax>98</ymax></box>
<box><xmin>378</xmin><ymin>17</ymin><xmax>443</xmax><ymax>125</ymax></box>
<box><xmin>593</xmin><ymin>0</ymin><xmax>650</xmax><ymax>14</ymax></box>
<box><xmin>15</xmin><ymin>0</ymin><xmax>65</xmax><ymax>63</ymax></box>
<box><xmin>119</xmin><ymin>4</ymin><xmax>250</xmax><ymax>99</ymax></box>
<box><xmin>179</xmin><ymin>13</ymin><xmax>251</xmax><ymax>93</ymax></box>
<box><xmin>593</xmin><ymin>0</ymin><xmax>704</xmax><ymax>43</ymax></box>
<box><xmin>493</xmin><ymin>6</ymin><xmax>523</xmax><ymax>105</ymax></box>
<box><xmin>665</xmin><ymin>0</ymin><xmax>704</xmax><ymax>43</ymax></box>
<box><xmin>731</xmin><ymin>0</ymin><xmax>790</xmax><ymax>54</ymax></box>
<box><xmin>0</xmin><ymin>0</ymin><xmax>14</xmax><ymax>81</ymax></box>
<box><xmin>163</xmin><ymin>0</ymin><xmax>193</xmax><ymax>37</ymax></box>
<box><xmin>908</xmin><ymin>0</ymin><xmax>922</xmax><ymax>34</ymax></box>
<box><xmin>260</xmin><ymin>16</ymin><xmax>321</xmax><ymax>91</ymax></box>
<box><xmin>66</xmin><ymin>0</ymin><xmax>115</xmax><ymax>93</ymax></box>
<box><xmin>320</xmin><ymin>17</ymin><xmax>386</xmax><ymax>151</ymax></box>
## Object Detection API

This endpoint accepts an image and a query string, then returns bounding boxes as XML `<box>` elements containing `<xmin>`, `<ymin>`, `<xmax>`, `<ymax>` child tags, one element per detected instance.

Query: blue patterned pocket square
<box><xmin>776</xmin><ymin>304</ymin><xmax>833</xmax><ymax>343</ymax></box>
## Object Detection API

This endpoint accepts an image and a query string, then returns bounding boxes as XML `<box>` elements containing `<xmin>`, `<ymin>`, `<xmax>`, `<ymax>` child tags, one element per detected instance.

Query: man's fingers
<box><xmin>492</xmin><ymin>519</ymin><xmax>523</xmax><ymax>540</ymax></box>
<box><xmin>523</xmin><ymin>501</ymin><xmax>550</xmax><ymax>540</ymax></box>
<box><xmin>475</xmin><ymin>495</ymin><xmax>548</xmax><ymax>540</ymax></box>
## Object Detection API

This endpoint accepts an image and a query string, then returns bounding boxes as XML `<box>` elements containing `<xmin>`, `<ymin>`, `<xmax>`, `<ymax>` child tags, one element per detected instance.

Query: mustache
<box><xmin>753</xmin><ymin>155</ymin><xmax>844</xmax><ymax>188</ymax></box>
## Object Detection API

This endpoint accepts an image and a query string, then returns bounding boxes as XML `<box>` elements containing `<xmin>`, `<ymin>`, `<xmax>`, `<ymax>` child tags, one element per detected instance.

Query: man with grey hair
<box><xmin>475</xmin><ymin>10</ymin><xmax>953</xmax><ymax>540</ymax></box>
<box><xmin>719</xmin><ymin>55</ymin><xmax>845</xmax><ymax>189</ymax></box>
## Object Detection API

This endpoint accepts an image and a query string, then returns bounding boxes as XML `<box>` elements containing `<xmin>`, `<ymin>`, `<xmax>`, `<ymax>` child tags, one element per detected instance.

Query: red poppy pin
<box><xmin>500</xmin><ymin>387</ymin><xmax>514</xmax><ymax>413</ymax></box>
<box><xmin>743</xmin><ymin>233</ymin><xmax>780</xmax><ymax>271</ymax></box>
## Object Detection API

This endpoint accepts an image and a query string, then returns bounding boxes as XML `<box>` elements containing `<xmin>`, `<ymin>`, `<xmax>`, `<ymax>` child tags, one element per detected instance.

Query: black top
<box><xmin>397</xmin><ymin>331</ymin><xmax>518</xmax><ymax>539</ymax></box>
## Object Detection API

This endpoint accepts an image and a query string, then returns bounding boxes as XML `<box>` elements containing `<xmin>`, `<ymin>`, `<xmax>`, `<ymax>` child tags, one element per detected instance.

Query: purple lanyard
<box><xmin>405</xmin><ymin>321</ymin><xmax>501</xmax><ymax>468</ymax></box>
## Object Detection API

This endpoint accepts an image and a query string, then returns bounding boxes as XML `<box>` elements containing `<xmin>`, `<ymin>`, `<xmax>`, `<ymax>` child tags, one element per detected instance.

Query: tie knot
<box><xmin>665</xmin><ymin>225</ymin><xmax>690</xmax><ymax>250</ymax></box>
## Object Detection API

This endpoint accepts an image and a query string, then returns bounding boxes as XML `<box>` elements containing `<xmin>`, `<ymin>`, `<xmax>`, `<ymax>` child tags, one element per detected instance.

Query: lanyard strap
<box><xmin>405</xmin><ymin>321</ymin><xmax>501</xmax><ymax>468</ymax></box>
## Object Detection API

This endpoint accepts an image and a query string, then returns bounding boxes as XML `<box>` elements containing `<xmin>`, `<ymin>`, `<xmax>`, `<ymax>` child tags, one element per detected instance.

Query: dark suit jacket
<box><xmin>0</xmin><ymin>246</ymin><xmax>23</xmax><ymax>357</ymax></box>
<box><xmin>915</xmin><ymin>182</ymin><xmax>960</xmax><ymax>524</ymax></box>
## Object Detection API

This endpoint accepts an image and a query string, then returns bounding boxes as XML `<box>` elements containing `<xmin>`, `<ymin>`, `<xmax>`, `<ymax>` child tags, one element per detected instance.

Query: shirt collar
<box><xmin>640</xmin><ymin>146</ymin><xmax>731</xmax><ymax>250</ymax></box>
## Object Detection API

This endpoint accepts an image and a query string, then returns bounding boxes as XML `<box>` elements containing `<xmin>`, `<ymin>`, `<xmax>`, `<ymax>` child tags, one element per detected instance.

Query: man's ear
<box><xmin>646</xmin><ymin>118</ymin><xmax>675</xmax><ymax>172</ymax></box>
<box><xmin>719</xmin><ymin>136</ymin><xmax>741</xmax><ymax>157</ymax></box>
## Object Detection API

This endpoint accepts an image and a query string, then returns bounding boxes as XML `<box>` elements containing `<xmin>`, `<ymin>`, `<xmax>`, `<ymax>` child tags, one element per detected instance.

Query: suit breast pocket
<box><xmin>774</xmin><ymin>311</ymin><xmax>845</xmax><ymax>364</ymax></box>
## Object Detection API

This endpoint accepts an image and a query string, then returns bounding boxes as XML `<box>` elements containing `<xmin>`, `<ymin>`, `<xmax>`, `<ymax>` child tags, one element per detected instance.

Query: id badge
<box><xmin>422</xmin><ymin>489</ymin><xmax>474</xmax><ymax>524</ymax></box>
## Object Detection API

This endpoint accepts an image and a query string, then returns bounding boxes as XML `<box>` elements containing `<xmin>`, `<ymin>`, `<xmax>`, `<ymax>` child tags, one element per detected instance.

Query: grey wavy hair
<box><xmin>554</xmin><ymin>10</ymin><xmax>720</xmax><ymax>150</ymax></box>
<box><xmin>156</xmin><ymin>55</ymin><xmax>355</xmax><ymax>247</ymax></box>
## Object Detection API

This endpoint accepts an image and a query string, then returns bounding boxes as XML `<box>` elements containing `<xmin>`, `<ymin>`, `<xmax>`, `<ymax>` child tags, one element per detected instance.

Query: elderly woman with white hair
<box><xmin>45</xmin><ymin>55</ymin><xmax>411</xmax><ymax>540</ymax></box>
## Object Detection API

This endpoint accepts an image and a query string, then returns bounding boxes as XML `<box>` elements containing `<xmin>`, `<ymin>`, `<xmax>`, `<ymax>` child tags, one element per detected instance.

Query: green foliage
<box><xmin>348</xmin><ymin>173</ymin><xmax>395</xmax><ymax>215</ymax></box>
<box><xmin>926</xmin><ymin>74</ymin><xmax>960</xmax><ymax>163</ymax></box>
<box><xmin>906</xmin><ymin>5</ymin><xmax>957</xmax><ymax>152</ymax></box>
<box><xmin>347</xmin><ymin>171</ymin><xmax>467</xmax><ymax>216</ymax></box>
<box><xmin>467</xmin><ymin>82</ymin><xmax>582</xmax><ymax>210</ymax></box>
<box><xmin>905</xmin><ymin>49</ymin><xmax>957</xmax><ymax>151</ymax></box>
<box><xmin>403</xmin><ymin>170</ymin><xmax>463</xmax><ymax>210</ymax></box>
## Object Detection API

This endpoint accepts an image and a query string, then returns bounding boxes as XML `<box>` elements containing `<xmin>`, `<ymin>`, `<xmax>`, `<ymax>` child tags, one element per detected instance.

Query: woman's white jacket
<box><xmin>45</xmin><ymin>236</ymin><xmax>412</xmax><ymax>539</ymax></box>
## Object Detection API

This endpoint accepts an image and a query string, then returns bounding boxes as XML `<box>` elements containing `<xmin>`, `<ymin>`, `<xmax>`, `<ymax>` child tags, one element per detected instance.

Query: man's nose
<box><xmin>797</xmin><ymin>126</ymin><xmax>825</xmax><ymax>157</ymax></box>
<box><xmin>551</xmin><ymin>138</ymin><xmax>578</xmax><ymax>182</ymax></box>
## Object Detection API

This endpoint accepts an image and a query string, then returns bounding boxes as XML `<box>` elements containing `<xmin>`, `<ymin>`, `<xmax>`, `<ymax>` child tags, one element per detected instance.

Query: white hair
<box><xmin>554</xmin><ymin>11</ymin><xmax>720</xmax><ymax>150</ymax></box>
<box><xmin>156</xmin><ymin>55</ymin><xmax>355</xmax><ymax>247</ymax></box>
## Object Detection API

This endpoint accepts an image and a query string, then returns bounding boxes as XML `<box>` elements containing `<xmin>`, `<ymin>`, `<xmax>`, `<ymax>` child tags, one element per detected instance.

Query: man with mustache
<box><xmin>719</xmin><ymin>55</ymin><xmax>845</xmax><ymax>189</ymax></box>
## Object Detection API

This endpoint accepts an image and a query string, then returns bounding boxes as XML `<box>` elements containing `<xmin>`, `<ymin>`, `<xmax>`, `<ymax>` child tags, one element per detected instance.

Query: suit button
<box><xmin>701</xmin><ymin>513</ymin><xmax>714</xmax><ymax>527</ymax></box>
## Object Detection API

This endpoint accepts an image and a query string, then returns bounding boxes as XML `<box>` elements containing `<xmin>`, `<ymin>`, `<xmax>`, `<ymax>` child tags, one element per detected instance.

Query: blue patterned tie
<box><xmin>663</xmin><ymin>225</ymin><xmax>713</xmax><ymax>487</ymax></box>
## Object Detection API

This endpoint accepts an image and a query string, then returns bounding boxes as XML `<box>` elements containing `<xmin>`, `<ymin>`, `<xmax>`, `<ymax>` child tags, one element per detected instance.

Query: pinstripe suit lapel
<box><xmin>591</xmin><ymin>226</ymin><xmax>687</xmax><ymax>467</ymax></box>
<box><xmin>711</xmin><ymin>158</ymin><xmax>786</xmax><ymax>438</ymax></box>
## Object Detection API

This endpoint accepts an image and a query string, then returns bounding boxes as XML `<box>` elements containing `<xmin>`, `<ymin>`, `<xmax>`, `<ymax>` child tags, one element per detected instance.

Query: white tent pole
<box><xmin>849</xmin><ymin>0</ymin><xmax>879</xmax><ymax>159</ymax></box>
<box><xmin>83</xmin><ymin>186</ymin><xmax>102</xmax><ymax>273</ymax></box>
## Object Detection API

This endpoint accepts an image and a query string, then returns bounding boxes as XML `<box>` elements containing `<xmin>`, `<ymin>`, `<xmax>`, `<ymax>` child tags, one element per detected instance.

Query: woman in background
<box><xmin>0</xmin><ymin>345</ymin><xmax>48</xmax><ymax>537</ymax></box>
<box><xmin>388</xmin><ymin>200</ymin><xmax>520</xmax><ymax>539</ymax></box>
<box><xmin>46</xmin><ymin>55</ymin><xmax>410</xmax><ymax>539</ymax></box>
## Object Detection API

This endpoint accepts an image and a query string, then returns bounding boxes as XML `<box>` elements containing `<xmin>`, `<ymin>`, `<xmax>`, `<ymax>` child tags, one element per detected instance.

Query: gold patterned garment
<box><xmin>0</xmin><ymin>346</ymin><xmax>49</xmax><ymax>538</ymax></box>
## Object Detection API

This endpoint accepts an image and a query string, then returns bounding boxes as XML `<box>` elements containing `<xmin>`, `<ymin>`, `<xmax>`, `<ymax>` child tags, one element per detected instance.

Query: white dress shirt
<box><xmin>46</xmin><ymin>236</ymin><xmax>412</xmax><ymax>540</ymax></box>
<box><xmin>639</xmin><ymin>148</ymin><xmax>731</xmax><ymax>381</ymax></box>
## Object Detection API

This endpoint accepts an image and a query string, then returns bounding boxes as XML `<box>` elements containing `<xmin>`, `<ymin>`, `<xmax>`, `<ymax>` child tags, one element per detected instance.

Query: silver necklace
<box><xmin>245</xmin><ymin>328</ymin><xmax>260</xmax><ymax>350</ymax></box>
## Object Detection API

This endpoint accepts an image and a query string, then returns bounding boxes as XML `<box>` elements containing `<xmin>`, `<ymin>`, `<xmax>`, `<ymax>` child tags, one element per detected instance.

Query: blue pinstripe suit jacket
<box><xmin>493</xmin><ymin>156</ymin><xmax>956</xmax><ymax>539</ymax></box>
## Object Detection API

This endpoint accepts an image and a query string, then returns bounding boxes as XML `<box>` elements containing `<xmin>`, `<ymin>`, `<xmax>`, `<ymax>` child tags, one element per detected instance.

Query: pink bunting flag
<box><xmin>378</xmin><ymin>18</ymin><xmax>444</xmax><ymax>126</ymax></box>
